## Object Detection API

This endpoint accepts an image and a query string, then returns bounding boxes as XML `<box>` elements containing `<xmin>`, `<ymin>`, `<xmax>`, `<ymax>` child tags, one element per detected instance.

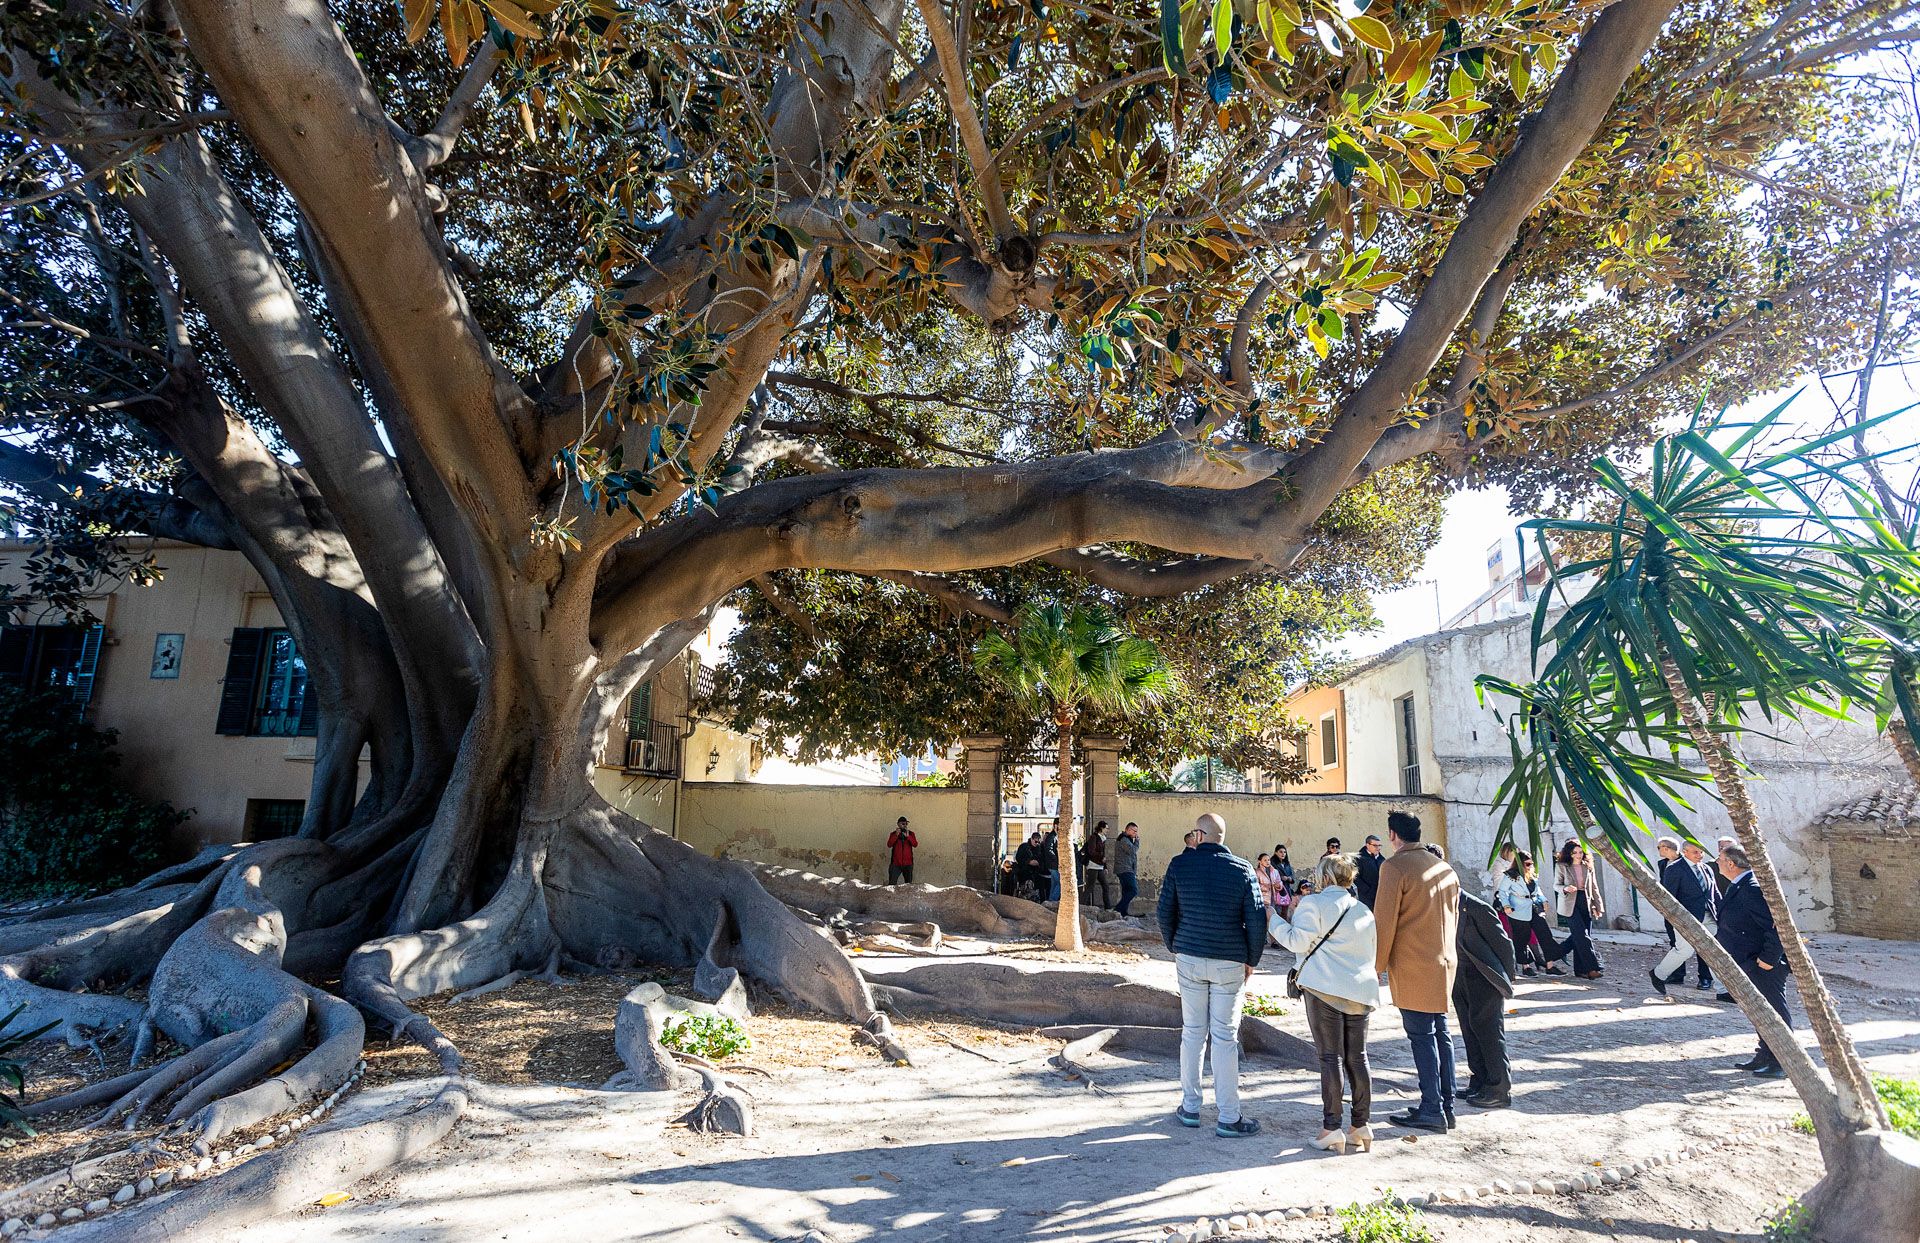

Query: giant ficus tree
<box><xmin>2</xmin><ymin>0</ymin><xmax>1919</xmax><ymax>1227</ymax></box>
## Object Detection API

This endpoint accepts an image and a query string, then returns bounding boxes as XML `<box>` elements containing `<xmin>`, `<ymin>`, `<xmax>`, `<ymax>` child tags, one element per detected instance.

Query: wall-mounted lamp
<box><xmin>706</xmin><ymin>746</ymin><xmax>721</xmax><ymax>775</ymax></box>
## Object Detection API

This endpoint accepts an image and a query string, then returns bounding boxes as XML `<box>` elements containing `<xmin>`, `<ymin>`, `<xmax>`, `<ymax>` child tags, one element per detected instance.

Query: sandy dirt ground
<box><xmin>90</xmin><ymin>929</ymin><xmax>1898</xmax><ymax>1243</ymax></box>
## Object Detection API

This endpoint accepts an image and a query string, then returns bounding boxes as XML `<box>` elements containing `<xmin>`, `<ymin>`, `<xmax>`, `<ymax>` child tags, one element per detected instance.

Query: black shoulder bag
<box><xmin>1286</xmin><ymin>903</ymin><xmax>1352</xmax><ymax>999</ymax></box>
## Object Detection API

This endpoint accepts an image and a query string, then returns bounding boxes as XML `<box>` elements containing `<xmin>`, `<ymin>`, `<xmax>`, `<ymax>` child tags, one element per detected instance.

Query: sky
<box><xmin>1337</xmin><ymin>364</ymin><xmax>1920</xmax><ymax>661</ymax></box>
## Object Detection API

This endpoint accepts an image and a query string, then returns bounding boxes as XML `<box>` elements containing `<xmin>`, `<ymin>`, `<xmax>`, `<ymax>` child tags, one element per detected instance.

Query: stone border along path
<box><xmin>1147</xmin><ymin>1118</ymin><xmax>1800</xmax><ymax>1241</ymax></box>
<box><xmin>0</xmin><ymin>1059</ymin><xmax>367</xmax><ymax>1238</ymax></box>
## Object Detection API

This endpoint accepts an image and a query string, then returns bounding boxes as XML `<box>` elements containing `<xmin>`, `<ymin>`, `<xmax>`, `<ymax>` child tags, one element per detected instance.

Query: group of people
<box><xmin>1252</xmin><ymin>836</ymin><xmax>1386</xmax><ymax>925</ymax></box>
<box><xmin>1487</xmin><ymin>840</ymin><xmax>1606</xmax><ymax>979</ymax></box>
<box><xmin>1006</xmin><ymin>819</ymin><xmax>1144</xmax><ymax>915</ymax></box>
<box><xmin>1152</xmin><ymin>811</ymin><xmax>1795</xmax><ymax>1142</ymax></box>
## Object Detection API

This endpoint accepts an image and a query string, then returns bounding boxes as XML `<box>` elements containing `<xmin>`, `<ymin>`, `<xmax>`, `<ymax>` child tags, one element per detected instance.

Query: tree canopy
<box><xmin>1</xmin><ymin>2</ymin><xmax>1918</xmax><ymax>1207</ymax></box>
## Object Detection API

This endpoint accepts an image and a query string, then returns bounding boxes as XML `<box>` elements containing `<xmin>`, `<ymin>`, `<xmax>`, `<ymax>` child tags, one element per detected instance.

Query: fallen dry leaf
<box><xmin>317</xmin><ymin>1192</ymin><xmax>353</xmax><ymax>1207</ymax></box>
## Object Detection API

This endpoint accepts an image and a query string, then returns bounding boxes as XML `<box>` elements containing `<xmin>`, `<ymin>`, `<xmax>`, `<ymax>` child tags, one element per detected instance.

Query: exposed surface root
<box><xmin>749</xmin><ymin>865</ymin><xmax>1056</xmax><ymax>939</ymax></box>
<box><xmin>865</xmin><ymin>962</ymin><xmax>1313</xmax><ymax>1067</ymax></box>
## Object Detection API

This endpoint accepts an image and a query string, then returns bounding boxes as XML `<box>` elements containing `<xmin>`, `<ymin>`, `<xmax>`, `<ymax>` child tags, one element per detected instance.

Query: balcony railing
<box><xmin>1399</xmin><ymin>763</ymin><xmax>1423</xmax><ymax>796</ymax></box>
<box><xmin>624</xmin><ymin>719</ymin><xmax>682</xmax><ymax>777</ymax></box>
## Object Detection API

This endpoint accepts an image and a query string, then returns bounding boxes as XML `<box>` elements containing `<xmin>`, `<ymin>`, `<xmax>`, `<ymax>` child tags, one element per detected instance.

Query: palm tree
<box><xmin>974</xmin><ymin>603</ymin><xmax>1172</xmax><ymax>950</ymax></box>
<box><xmin>1819</xmin><ymin>479</ymin><xmax>1920</xmax><ymax>786</ymax></box>
<box><xmin>1522</xmin><ymin>399</ymin><xmax>1889</xmax><ymax>1137</ymax></box>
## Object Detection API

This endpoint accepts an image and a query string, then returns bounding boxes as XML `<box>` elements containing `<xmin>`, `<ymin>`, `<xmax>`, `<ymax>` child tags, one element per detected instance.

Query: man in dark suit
<box><xmin>1449</xmin><ymin>857</ymin><xmax>1519</xmax><ymax>1110</ymax></box>
<box><xmin>1651</xmin><ymin>839</ymin><xmax>1716</xmax><ymax>995</ymax></box>
<box><xmin>1714</xmin><ymin>844</ymin><xmax>1790</xmax><ymax>1078</ymax></box>
<box><xmin>1355</xmin><ymin>834</ymin><xmax>1385</xmax><ymax>909</ymax></box>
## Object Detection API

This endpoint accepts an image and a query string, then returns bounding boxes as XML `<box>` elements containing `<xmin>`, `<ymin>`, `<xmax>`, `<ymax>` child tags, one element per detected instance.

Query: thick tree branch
<box><xmin>408</xmin><ymin>39</ymin><xmax>502</xmax><ymax>169</ymax></box>
<box><xmin>913</xmin><ymin>0</ymin><xmax>1014</xmax><ymax>245</ymax></box>
<box><xmin>171</xmin><ymin>0</ymin><xmax>537</xmax><ymax>533</ymax></box>
<box><xmin>1041</xmin><ymin>549</ymin><xmax>1258</xmax><ymax>597</ymax></box>
<box><xmin>0</xmin><ymin>436</ymin><xmax>236</xmax><ymax>550</ymax></box>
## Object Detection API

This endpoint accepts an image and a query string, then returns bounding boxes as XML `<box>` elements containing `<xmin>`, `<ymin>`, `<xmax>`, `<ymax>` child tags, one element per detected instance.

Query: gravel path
<box><xmin>157</xmin><ymin>935</ymin><xmax>1920</xmax><ymax>1242</ymax></box>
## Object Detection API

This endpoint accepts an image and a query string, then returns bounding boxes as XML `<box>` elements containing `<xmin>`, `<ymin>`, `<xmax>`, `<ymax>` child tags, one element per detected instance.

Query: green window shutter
<box><xmin>294</xmin><ymin>634</ymin><xmax>319</xmax><ymax>736</ymax></box>
<box><xmin>628</xmin><ymin>680</ymin><xmax>653</xmax><ymax>737</ymax></box>
<box><xmin>69</xmin><ymin>624</ymin><xmax>103</xmax><ymax>718</ymax></box>
<box><xmin>216</xmin><ymin>627</ymin><xmax>265</xmax><ymax>735</ymax></box>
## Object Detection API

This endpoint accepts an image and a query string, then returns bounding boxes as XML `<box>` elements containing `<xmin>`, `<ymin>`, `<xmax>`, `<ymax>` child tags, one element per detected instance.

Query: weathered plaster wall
<box><xmin>1117</xmin><ymin>791</ymin><xmax>1446</xmax><ymax>901</ymax></box>
<box><xmin>674</xmin><ymin>783</ymin><xmax>968</xmax><ymax>885</ymax></box>
<box><xmin>1341</xmin><ymin>644</ymin><xmax>1436</xmax><ymax>798</ymax></box>
<box><xmin>1282</xmin><ymin>686</ymin><xmax>1348</xmax><ymax>793</ymax></box>
<box><xmin>0</xmin><ymin>540</ymin><xmax>361</xmax><ymax>849</ymax></box>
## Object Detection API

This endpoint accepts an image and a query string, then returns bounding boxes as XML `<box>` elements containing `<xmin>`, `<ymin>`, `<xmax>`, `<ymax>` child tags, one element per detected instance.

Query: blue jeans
<box><xmin>1048</xmin><ymin>870</ymin><xmax>1061</xmax><ymax>902</ymax></box>
<box><xmin>1117</xmin><ymin>871</ymin><xmax>1138</xmax><ymax>916</ymax></box>
<box><xmin>1400</xmin><ymin>1008</ymin><xmax>1456</xmax><ymax>1119</ymax></box>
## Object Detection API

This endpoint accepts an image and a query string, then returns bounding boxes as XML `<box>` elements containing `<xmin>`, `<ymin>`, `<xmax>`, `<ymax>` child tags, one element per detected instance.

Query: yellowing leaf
<box><xmin>1347</xmin><ymin>16</ymin><xmax>1394</xmax><ymax>53</ymax></box>
<box><xmin>318</xmin><ymin>1192</ymin><xmax>353</xmax><ymax>1207</ymax></box>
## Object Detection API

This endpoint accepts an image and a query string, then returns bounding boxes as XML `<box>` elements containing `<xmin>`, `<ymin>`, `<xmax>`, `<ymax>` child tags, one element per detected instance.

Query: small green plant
<box><xmin>1</xmin><ymin>1003</ymin><xmax>58</xmax><ymax>1135</ymax></box>
<box><xmin>1243</xmin><ymin>994</ymin><xmax>1287</xmax><ymax>1018</ymax></box>
<box><xmin>898</xmin><ymin>771</ymin><xmax>964</xmax><ymax>788</ymax></box>
<box><xmin>1118</xmin><ymin>766</ymin><xmax>1174</xmax><ymax>792</ymax></box>
<box><xmin>1874</xmin><ymin>1074</ymin><xmax>1920</xmax><ymax>1140</ymax></box>
<box><xmin>1789</xmin><ymin>1111</ymin><xmax>1814</xmax><ymax>1135</ymax></box>
<box><xmin>1761</xmin><ymin>1197</ymin><xmax>1812</xmax><ymax>1243</ymax></box>
<box><xmin>1339</xmin><ymin>1195</ymin><xmax>1433</xmax><ymax>1243</ymax></box>
<box><xmin>658</xmin><ymin>1012</ymin><xmax>751</xmax><ymax>1061</ymax></box>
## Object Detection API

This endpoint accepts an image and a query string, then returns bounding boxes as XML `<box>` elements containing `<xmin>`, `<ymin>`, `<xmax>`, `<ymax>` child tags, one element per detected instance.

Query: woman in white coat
<box><xmin>1270</xmin><ymin>853</ymin><xmax>1381</xmax><ymax>1153</ymax></box>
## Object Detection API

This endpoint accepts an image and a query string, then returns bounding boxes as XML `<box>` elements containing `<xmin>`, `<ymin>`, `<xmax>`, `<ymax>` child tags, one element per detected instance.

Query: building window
<box><xmin>245</xmin><ymin>798</ymin><xmax>306</xmax><ymax>840</ymax></box>
<box><xmin>623</xmin><ymin>679</ymin><xmax>680</xmax><ymax>776</ymax></box>
<box><xmin>1395</xmin><ymin>694</ymin><xmax>1421</xmax><ymax>795</ymax></box>
<box><xmin>0</xmin><ymin>623</ymin><xmax>105</xmax><ymax>719</ymax></box>
<box><xmin>216</xmin><ymin>627</ymin><xmax>317</xmax><ymax>737</ymax></box>
<box><xmin>1319</xmin><ymin>713</ymin><xmax>1340</xmax><ymax>769</ymax></box>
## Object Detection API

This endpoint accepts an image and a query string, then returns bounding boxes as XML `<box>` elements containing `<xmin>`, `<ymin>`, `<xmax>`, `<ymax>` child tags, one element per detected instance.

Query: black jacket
<box><xmin>1456</xmin><ymin>891</ymin><xmax>1518</xmax><ymax>998</ymax></box>
<box><xmin>1156</xmin><ymin>843</ymin><xmax>1267</xmax><ymax>966</ymax></box>
<box><xmin>1661</xmin><ymin>855</ymin><xmax>1716</xmax><ymax>922</ymax></box>
<box><xmin>1013</xmin><ymin>840</ymin><xmax>1047</xmax><ymax>876</ymax></box>
<box><xmin>1715</xmin><ymin>873</ymin><xmax>1784</xmax><ymax>966</ymax></box>
<box><xmin>1355</xmin><ymin>848</ymin><xmax>1384</xmax><ymax>908</ymax></box>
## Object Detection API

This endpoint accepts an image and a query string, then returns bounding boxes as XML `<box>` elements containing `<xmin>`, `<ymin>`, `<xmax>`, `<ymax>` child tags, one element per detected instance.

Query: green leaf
<box><xmin>1161</xmin><ymin>0</ymin><xmax>1186</xmax><ymax>74</ymax></box>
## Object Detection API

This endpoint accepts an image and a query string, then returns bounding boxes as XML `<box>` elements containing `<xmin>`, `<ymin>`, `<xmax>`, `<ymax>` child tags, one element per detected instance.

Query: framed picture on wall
<box><xmin>151</xmin><ymin>633</ymin><xmax>184</xmax><ymax>679</ymax></box>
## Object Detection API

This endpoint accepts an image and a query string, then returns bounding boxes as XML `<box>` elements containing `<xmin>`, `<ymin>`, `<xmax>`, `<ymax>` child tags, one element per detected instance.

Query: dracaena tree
<box><xmin>1483</xmin><ymin>403</ymin><xmax>1920</xmax><ymax>1236</ymax></box>
<box><xmin>974</xmin><ymin>601</ymin><xmax>1172</xmax><ymax>949</ymax></box>
<box><xmin>2</xmin><ymin>0</ymin><xmax>1918</xmax><ymax>1223</ymax></box>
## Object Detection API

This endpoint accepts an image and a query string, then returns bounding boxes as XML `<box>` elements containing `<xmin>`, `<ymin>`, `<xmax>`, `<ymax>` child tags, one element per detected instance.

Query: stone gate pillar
<box><xmin>960</xmin><ymin>735</ymin><xmax>1003</xmax><ymax>890</ymax></box>
<box><xmin>1082</xmin><ymin>735</ymin><xmax>1122</xmax><ymax>837</ymax></box>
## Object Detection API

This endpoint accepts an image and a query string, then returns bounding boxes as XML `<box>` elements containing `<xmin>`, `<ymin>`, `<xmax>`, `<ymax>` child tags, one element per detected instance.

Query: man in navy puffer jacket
<box><xmin>1157</xmin><ymin>813</ymin><xmax>1267</xmax><ymax>1137</ymax></box>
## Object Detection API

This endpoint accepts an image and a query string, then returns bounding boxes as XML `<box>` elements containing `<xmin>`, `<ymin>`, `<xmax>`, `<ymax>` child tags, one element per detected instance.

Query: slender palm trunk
<box><xmin>1657</xmin><ymin>660</ymin><xmax>1887</xmax><ymax>1132</ymax></box>
<box><xmin>1053</xmin><ymin>709</ymin><xmax>1084</xmax><ymax>952</ymax></box>
<box><xmin>1889</xmin><ymin>716</ymin><xmax>1920</xmax><ymax>787</ymax></box>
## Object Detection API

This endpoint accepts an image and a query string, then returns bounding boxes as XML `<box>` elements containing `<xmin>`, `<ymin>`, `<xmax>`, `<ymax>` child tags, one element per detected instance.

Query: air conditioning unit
<box><xmin>636</xmin><ymin>741</ymin><xmax>660</xmax><ymax>771</ymax></box>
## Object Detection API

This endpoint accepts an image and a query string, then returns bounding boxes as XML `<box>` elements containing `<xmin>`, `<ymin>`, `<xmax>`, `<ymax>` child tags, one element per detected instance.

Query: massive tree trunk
<box><xmin>0</xmin><ymin>0</ymin><xmax>1696</xmax><ymax>1229</ymax></box>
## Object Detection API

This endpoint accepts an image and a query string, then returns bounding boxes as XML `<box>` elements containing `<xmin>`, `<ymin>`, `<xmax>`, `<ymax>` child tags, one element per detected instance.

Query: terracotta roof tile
<box><xmin>1815</xmin><ymin>783</ymin><xmax>1920</xmax><ymax>827</ymax></box>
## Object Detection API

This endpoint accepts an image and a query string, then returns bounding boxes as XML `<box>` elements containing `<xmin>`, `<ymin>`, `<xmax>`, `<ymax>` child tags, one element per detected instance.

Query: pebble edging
<box><xmin>0</xmin><ymin>1059</ymin><xmax>367</xmax><ymax>1239</ymax></box>
<box><xmin>1150</xmin><ymin>1118</ymin><xmax>1801</xmax><ymax>1241</ymax></box>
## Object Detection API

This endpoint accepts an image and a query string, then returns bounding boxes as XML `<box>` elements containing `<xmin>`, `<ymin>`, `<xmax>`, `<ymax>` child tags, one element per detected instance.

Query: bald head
<box><xmin>1195</xmin><ymin>813</ymin><xmax>1226</xmax><ymax>843</ymax></box>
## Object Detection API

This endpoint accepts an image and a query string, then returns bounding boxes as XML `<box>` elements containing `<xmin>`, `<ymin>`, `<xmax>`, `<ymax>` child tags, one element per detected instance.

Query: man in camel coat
<box><xmin>1372</xmin><ymin>811</ymin><xmax>1460</xmax><ymax>1133</ymax></box>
